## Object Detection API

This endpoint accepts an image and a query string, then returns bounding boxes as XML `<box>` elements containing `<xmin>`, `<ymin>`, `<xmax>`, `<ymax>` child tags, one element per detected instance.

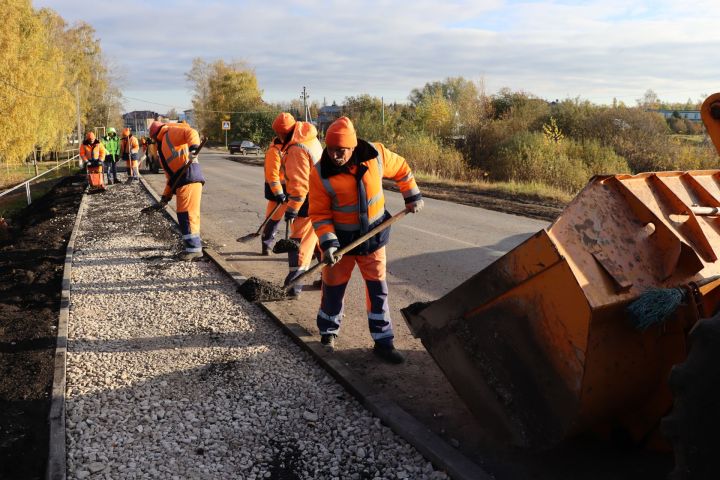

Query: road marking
<box><xmin>397</xmin><ymin>223</ymin><xmax>479</xmax><ymax>247</ymax></box>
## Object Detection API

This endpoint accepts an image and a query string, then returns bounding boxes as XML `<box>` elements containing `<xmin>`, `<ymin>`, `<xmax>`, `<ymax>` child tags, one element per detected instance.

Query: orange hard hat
<box><xmin>325</xmin><ymin>116</ymin><xmax>357</xmax><ymax>148</ymax></box>
<box><xmin>122</xmin><ymin>127</ymin><xmax>131</xmax><ymax>137</ymax></box>
<box><xmin>85</xmin><ymin>131</ymin><xmax>96</xmax><ymax>141</ymax></box>
<box><xmin>272</xmin><ymin>112</ymin><xmax>296</xmax><ymax>136</ymax></box>
<box><xmin>148</xmin><ymin>121</ymin><xmax>164</xmax><ymax>138</ymax></box>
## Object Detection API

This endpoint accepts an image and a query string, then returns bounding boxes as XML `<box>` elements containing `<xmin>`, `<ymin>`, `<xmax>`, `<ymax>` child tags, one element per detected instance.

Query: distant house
<box><xmin>317</xmin><ymin>103</ymin><xmax>343</xmax><ymax>136</ymax></box>
<box><xmin>653</xmin><ymin>109</ymin><xmax>702</xmax><ymax>122</ymax></box>
<box><xmin>122</xmin><ymin>111</ymin><xmax>161</xmax><ymax>136</ymax></box>
<box><xmin>183</xmin><ymin>109</ymin><xmax>196</xmax><ymax>127</ymax></box>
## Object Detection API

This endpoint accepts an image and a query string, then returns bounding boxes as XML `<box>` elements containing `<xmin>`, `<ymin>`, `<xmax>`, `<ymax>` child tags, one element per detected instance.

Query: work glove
<box><xmin>406</xmin><ymin>198</ymin><xmax>424</xmax><ymax>214</ymax></box>
<box><xmin>274</xmin><ymin>193</ymin><xmax>287</xmax><ymax>204</ymax></box>
<box><xmin>284</xmin><ymin>209</ymin><xmax>298</xmax><ymax>222</ymax></box>
<box><xmin>323</xmin><ymin>247</ymin><xmax>341</xmax><ymax>265</ymax></box>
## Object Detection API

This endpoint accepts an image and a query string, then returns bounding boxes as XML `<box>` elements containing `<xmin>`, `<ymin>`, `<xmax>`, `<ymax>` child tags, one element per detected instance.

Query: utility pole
<box><xmin>301</xmin><ymin>86</ymin><xmax>309</xmax><ymax>121</ymax></box>
<box><xmin>76</xmin><ymin>84</ymin><xmax>82</xmax><ymax>166</ymax></box>
<box><xmin>381</xmin><ymin>97</ymin><xmax>385</xmax><ymax>126</ymax></box>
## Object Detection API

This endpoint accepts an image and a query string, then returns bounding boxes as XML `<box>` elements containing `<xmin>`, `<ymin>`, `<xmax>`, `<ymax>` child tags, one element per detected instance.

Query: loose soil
<box><xmin>0</xmin><ymin>175</ymin><xmax>85</xmax><ymax>480</ymax></box>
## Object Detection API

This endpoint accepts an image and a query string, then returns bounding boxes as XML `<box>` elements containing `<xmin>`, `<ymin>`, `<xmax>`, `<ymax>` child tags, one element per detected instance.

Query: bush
<box><xmin>392</xmin><ymin>132</ymin><xmax>478</xmax><ymax>181</ymax></box>
<box><xmin>492</xmin><ymin>132</ymin><xmax>631</xmax><ymax>193</ymax></box>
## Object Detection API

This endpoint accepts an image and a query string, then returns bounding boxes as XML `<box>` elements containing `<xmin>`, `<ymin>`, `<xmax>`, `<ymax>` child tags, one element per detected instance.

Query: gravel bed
<box><xmin>66</xmin><ymin>182</ymin><xmax>449</xmax><ymax>480</ymax></box>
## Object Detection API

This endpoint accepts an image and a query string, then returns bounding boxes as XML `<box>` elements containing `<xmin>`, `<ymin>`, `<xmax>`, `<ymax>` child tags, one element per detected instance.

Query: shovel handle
<box><xmin>255</xmin><ymin>202</ymin><xmax>284</xmax><ymax>235</ymax></box>
<box><xmin>285</xmin><ymin>209</ymin><xmax>409</xmax><ymax>291</ymax></box>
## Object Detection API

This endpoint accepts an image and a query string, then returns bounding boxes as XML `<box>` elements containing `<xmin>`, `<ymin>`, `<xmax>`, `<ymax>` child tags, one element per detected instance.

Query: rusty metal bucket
<box><xmin>402</xmin><ymin>170</ymin><xmax>720</xmax><ymax>448</ymax></box>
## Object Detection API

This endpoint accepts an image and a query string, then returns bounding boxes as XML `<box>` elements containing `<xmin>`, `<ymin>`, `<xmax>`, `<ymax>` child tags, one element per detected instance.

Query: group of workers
<box><xmin>81</xmin><ymin>113</ymin><xmax>423</xmax><ymax>363</ymax></box>
<box><xmin>79</xmin><ymin>127</ymin><xmax>144</xmax><ymax>185</ymax></box>
<box><xmin>256</xmin><ymin>113</ymin><xmax>424</xmax><ymax>363</ymax></box>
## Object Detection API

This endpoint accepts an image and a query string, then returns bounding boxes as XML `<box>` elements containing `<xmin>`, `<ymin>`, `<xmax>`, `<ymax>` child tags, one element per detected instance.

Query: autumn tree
<box><xmin>0</xmin><ymin>1</ymin><xmax>120</xmax><ymax>167</ymax></box>
<box><xmin>187</xmin><ymin>59</ymin><xmax>265</xmax><ymax>142</ymax></box>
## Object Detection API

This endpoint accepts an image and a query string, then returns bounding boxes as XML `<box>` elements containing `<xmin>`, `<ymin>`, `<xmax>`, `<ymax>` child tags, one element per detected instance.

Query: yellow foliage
<box><xmin>0</xmin><ymin>1</ymin><xmax>118</xmax><ymax>166</ymax></box>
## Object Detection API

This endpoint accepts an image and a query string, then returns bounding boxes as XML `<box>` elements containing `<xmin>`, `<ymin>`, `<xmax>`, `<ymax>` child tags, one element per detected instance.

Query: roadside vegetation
<box><xmin>188</xmin><ymin>63</ymin><xmax>715</xmax><ymax>202</ymax></box>
<box><xmin>0</xmin><ymin>0</ymin><xmax>121</xmax><ymax>187</ymax></box>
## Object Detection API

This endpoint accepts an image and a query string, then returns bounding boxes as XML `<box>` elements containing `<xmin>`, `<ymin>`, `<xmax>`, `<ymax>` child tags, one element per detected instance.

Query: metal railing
<box><xmin>0</xmin><ymin>149</ymin><xmax>80</xmax><ymax>206</ymax></box>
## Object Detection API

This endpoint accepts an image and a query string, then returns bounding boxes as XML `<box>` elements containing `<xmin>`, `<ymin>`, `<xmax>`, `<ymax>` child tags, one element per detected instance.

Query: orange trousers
<box><xmin>317</xmin><ymin>247</ymin><xmax>393</xmax><ymax>345</ymax></box>
<box><xmin>283</xmin><ymin>216</ymin><xmax>318</xmax><ymax>293</ymax></box>
<box><xmin>176</xmin><ymin>182</ymin><xmax>202</xmax><ymax>253</ymax></box>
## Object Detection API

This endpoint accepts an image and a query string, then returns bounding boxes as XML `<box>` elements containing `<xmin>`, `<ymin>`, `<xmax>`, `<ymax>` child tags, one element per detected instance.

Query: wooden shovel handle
<box><xmin>285</xmin><ymin>210</ymin><xmax>409</xmax><ymax>290</ymax></box>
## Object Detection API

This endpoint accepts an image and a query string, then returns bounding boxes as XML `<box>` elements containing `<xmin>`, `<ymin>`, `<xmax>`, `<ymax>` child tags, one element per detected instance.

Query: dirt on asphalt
<box><xmin>0</xmin><ymin>175</ymin><xmax>85</xmax><ymax>480</ymax></box>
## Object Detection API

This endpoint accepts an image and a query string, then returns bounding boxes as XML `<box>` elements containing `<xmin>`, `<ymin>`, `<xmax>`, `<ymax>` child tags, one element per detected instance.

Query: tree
<box><xmin>638</xmin><ymin>89</ymin><xmax>660</xmax><ymax>109</ymax></box>
<box><xmin>187</xmin><ymin>59</ymin><xmax>265</xmax><ymax>142</ymax></box>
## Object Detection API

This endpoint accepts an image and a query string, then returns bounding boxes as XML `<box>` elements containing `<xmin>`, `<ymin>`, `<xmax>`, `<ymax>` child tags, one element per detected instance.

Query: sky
<box><xmin>32</xmin><ymin>0</ymin><xmax>720</xmax><ymax>114</ymax></box>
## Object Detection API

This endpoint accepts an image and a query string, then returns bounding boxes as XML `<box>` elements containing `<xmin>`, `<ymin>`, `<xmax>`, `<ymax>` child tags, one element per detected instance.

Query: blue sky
<box><xmin>33</xmin><ymin>0</ymin><xmax>720</xmax><ymax>113</ymax></box>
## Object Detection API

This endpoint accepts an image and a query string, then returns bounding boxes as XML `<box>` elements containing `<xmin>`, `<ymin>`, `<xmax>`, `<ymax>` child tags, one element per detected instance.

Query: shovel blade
<box><xmin>272</xmin><ymin>239</ymin><xmax>300</xmax><ymax>254</ymax></box>
<box><xmin>236</xmin><ymin>232</ymin><xmax>260</xmax><ymax>243</ymax></box>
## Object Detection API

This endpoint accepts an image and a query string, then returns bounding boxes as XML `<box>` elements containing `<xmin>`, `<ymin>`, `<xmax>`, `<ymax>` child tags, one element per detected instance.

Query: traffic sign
<box><xmin>222</xmin><ymin>121</ymin><xmax>231</xmax><ymax>130</ymax></box>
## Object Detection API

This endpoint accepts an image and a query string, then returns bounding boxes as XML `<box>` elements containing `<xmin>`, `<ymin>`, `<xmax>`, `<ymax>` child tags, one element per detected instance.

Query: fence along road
<box><xmin>142</xmin><ymin>148</ymin><xmax>548</xmax><ymax>464</ymax></box>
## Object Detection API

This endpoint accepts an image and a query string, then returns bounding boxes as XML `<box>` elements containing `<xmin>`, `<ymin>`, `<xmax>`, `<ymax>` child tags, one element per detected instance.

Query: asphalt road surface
<box><xmin>142</xmin><ymin>148</ymin><xmax>548</xmax><ymax>473</ymax></box>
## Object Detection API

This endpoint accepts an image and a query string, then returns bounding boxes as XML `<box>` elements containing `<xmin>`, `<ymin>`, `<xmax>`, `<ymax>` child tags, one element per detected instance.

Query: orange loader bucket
<box><xmin>403</xmin><ymin>169</ymin><xmax>720</xmax><ymax>449</ymax></box>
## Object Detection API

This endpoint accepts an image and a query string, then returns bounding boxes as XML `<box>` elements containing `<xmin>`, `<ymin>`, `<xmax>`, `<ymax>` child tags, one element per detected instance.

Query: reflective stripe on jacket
<box><xmin>157</xmin><ymin>123</ymin><xmax>205</xmax><ymax>197</ymax></box>
<box><xmin>309</xmin><ymin>140</ymin><xmax>421</xmax><ymax>255</ymax></box>
<box><xmin>282</xmin><ymin>122</ymin><xmax>322</xmax><ymax>217</ymax></box>
<box><xmin>80</xmin><ymin>141</ymin><xmax>107</xmax><ymax>162</ymax></box>
<box><xmin>264</xmin><ymin>141</ymin><xmax>286</xmax><ymax>200</ymax></box>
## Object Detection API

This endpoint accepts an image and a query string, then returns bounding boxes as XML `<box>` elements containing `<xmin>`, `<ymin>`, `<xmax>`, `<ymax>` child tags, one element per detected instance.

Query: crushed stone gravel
<box><xmin>66</xmin><ymin>181</ymin><xmax>449</xmax><ymax>479</ymax></box>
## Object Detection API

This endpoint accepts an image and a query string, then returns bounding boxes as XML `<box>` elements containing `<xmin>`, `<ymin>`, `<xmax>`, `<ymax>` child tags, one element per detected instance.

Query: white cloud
<box><xmin>32</xmin><ymin>0</ymin><xmax>720</xmax><ymax>111</ymax></box>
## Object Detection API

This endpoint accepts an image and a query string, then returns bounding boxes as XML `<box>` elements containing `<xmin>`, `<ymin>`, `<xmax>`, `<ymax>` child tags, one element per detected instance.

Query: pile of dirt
<box><xmin>0</xmin><ymin>175</ymin><xmax>84</xmax><ymax>480</ymax></box>
<box><xmin>237</xmin><ymin>277</ymin><xmax>288</xmax><ymax>302</ymax></box>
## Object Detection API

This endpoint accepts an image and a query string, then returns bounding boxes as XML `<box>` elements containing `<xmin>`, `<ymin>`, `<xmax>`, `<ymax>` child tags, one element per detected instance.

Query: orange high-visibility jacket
<box><xmin>80</xmin><ymin>141</ymin><xmax>107</xmax><ymax>162</ymax></box>
<box><xmin>264</xmin><ymin>140</ymin><xmax>286</xmax><ymax>199</ymax></box>
<box><xmin>309</xmin><ymin>140</ymin><xmax>421</xmax><ymax>254</ymax></box>
<box><xmin>156</xmin><ymin>123</ymin><xmax>204</xmax><ymax>198</ymax></box>
<box><xmin>281</xmin><ymin>122</ymin><xmax>322</xmax><ymax>217</ymax></box>
<box><xmin>120</xmin><ymin>135</ymin><xmax>139</xmax><ymax>156</ymax></box>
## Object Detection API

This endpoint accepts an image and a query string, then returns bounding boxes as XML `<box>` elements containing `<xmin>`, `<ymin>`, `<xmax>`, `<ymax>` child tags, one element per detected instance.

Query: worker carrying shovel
<box><xmin>272</xmin><ymin>112</ymin><xmax>323</xmax><ymax>296</ymax></box>
<box><xmin>309</xmin><ymin>117</ymin><xmax>423</xmax><ymax>364</ymax></box>
<box><xmin>147</xmin><ymin>120</ymin><xmax>206</xmax><ymax>261</ymax></box>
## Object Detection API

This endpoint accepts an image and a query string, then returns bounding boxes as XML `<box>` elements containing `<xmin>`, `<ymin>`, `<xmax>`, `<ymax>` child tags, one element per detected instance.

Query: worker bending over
<box><xmin>148</xmin><ymin>120</ymin><xmax>206</xmax><ymax>261</ymax></box>
<box><xmin>272</xmin><ymin>112</ymin><xmax>322</xmax><ymax>296</ymax></box>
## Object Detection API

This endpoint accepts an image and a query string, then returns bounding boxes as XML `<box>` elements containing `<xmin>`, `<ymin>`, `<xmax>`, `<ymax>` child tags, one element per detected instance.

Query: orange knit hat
<box><xmin>272</xmin><ymin>112</ymin><xmax>296</xmax><ymax>135</ymax></box>
<box><xmin>325</xmin><ymin>116</ymin><xmax>357</xmax><ymax>148</ymax></box>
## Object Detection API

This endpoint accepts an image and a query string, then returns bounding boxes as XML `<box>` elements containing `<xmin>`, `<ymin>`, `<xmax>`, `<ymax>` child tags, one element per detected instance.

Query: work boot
<box><xmin>321</xmin><ymin>334</ymin><xmax>336</xmax><ymax>351</ymax></box>
<box><xmin>176</xmin><ymin>251</ymin><xmax>203</xmax><ymax>262</ymax></box>
<box><xmin>373</xmin><ymin>343</ymin><xmax>405</xmax><ymax>364</ymax></box>
<box><xmin>261</xmin><ymin>244</ymin><xmax>270</xmax><ymax>256</ymax></box>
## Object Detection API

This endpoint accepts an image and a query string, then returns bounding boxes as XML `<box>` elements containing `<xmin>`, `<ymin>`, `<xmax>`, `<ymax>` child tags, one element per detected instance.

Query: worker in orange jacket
<box><xmin>272</xmin><ymin>112</ymin><xmax>323</xmax><ymax>296</ymax></box>
<box><xmin>148</xmin><ymin>120</ymin><xmax>206</xmax><ymax>261</ymax></box>
<box><xmin>79</xmin><ymin>131</ymin><xmax>107</xmax><ymax>167</ymax></box>
<box><xmin>120</xmin><ymin>127</ymin><xmax>140</xmax><ymax>182</ymax></box>
<box><xmin>260</xmin><ymin>137</ymin><xmax>288</xmax><ymax>255</ymax></box>
<box><xmin>309</xmin><ymin>117</ymin><xmax>424</xmax><ymax>364</ymax></box>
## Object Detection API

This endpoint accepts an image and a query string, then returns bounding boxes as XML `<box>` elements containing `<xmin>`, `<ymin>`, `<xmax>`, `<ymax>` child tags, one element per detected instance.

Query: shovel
<box><xmin>284</xmin><ymin>209</ymin><xmax>409</xmax><ymax>292</ymax></box>
<box><xmin>236</xmin><ymin>202</ymin><xmax>284</xmax><ymax>243</ymax></box>
<box><xmin>272</xmin><ymin>219</ymin><xmax>300</xmax><ymax>254</ymax></box>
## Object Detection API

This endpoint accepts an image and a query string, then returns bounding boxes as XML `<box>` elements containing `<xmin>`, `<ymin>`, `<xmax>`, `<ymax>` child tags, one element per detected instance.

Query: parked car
<box><xmin>229</xmin><ymin>140</ymin><xmax>261</xmax><ymax>155</ymax></box>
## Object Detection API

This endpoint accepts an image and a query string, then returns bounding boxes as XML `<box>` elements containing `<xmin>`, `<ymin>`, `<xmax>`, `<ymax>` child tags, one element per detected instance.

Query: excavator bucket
<box><xmin>403</xmin><ymin>168</ymin><xmax>720</xmax><ymax>448</ymax></box>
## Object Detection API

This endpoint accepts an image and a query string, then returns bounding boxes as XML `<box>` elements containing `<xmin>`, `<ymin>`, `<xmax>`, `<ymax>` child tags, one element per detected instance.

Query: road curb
<box><xmin>46</xmin><ymin>190</ymin><xmax>89</xmax><ymax>480</ymax></box>
<box><xmin>140</xmin><ymin>179</ymin><xmax>493</xmax><ymax>480</ymax></box>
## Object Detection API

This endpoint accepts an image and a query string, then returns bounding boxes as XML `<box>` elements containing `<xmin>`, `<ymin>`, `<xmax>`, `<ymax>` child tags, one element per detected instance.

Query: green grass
<box><xmin>413</xmin><ymin>171</ymin><xmax>573</xmax><ymax>204</ymax></box>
